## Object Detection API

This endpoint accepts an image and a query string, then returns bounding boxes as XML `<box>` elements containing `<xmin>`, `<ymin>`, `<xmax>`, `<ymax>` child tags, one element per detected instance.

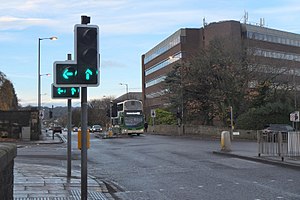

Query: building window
<box><xmin>252</xmin><ymin>48</ymin><xmax>300</xmax><ymax>62</ymax></box>
<box><xmin>145</xmin><ymin>52</ymin><xmax>182</xmax><ymax>76</ymax></box>
<box><xmin>144</xmin><ymin>30</ymin><xmax>182</xmax><ymax>64</ymax></box>
<box><xmin>247</xmin><ymin>31</ymin><xmax>300</xmax><ymax>47</ymax></box>
<box><xmin>145</xmin><ymin>89</ymin><xmax>168</xmax><ymax>98</ymax></box>
<box><xmin>145</xmin><ymin>76</ymin><xmax>167</xmax><ymax>88</ymax></box>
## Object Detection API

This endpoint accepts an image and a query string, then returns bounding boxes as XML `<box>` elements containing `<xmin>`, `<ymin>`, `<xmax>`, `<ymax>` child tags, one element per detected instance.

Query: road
<box><xmin>17</xmin><ymin>132</ymin><xmax>300</xmax><ymax>200</ymax></box>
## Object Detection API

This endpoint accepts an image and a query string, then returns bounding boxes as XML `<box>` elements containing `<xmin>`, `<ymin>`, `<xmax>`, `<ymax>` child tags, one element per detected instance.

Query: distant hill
<box><xmin>0</xmin><ymin>71</ymin><xmax>18</xmax><ymax>110</ymax></box>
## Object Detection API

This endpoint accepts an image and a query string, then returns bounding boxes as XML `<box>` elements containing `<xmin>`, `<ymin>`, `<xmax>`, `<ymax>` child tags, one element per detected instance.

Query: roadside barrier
<box><xmin>257</xmin><ymin>131</ymin><xmax>300</xmax><ymax>161</ymax></box>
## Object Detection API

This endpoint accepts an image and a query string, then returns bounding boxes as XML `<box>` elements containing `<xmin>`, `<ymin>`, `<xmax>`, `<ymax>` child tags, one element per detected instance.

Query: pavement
<box><xmin>213</xmin><ymin>139</ymin><xmax>300</xmax><ymax>170</ymax></box>
<box><xmin>12</xmin><ymin>131</ymin><xmax>114</xmax><ymax>200</ymax></box>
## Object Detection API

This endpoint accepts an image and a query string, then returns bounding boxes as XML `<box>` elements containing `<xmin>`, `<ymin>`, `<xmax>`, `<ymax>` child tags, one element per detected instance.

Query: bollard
<box><xmin>221</xmin><ymin>131</ymin><xmax>231</xmax><ymax>152</ymax></box>
<box><xmin>78</xmin><ymin>129</ymin><xmax>90</xmax><ymax>150</ymax></box>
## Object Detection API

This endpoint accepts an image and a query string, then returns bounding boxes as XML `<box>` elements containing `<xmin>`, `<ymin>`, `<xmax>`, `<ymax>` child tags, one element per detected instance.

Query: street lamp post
<box><xmin>119</xmin><ymin>83</ymin><xmax>129</xmax><ymax>99</ymax></box>
<box><xmin>37</xmin><ymin>37</ymin><xmax>57</xmax><ymax>134</ymax></box>
<box><xmin>38</xmin><ymin>37</ymin><xmax>57</xmax><ymax>112</ymax></box>
<box><xmin>110</xmin><ymin>101</ymin><xmax>113</xmax><ymax>126</ymax></box>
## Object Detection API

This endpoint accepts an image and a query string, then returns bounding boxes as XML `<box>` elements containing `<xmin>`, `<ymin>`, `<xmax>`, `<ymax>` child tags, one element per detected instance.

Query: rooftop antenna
<box><xmin>203</xmin><ymin>17</ymin><xmax>207</xmax><ymax>27</ymax></box>
<box><xmin>260</xmin><ymin>18</ymin><xmax>265</xmax><ymax>27</ymax></box>
<box><xmin>243</xmin><ymin>11</ymin><xmax>248</xmax><ymax>24</ymax></box>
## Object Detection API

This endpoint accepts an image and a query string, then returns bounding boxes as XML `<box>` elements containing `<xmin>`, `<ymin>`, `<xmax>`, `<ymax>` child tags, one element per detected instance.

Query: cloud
<box><xmin>0</xmin><ymin>16</ymin><xmax>55</xmax><ymax>31</ymax></box>
<box><xmin>0</xmin><ymin>0</ymin><xmax>246</xmax><ymax>37</ymax></box>
<box><xmin>101</xmin><ymin>60</ymin><xmax>127</xmax><ymax>68</ymax></box>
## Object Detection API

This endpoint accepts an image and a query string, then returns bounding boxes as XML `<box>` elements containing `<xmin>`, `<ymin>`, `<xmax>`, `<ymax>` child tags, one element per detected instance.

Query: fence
<box><xmin>257</xmin><ymin>131</ymin><xmax>300</xmax><ymax>161</ymax></box>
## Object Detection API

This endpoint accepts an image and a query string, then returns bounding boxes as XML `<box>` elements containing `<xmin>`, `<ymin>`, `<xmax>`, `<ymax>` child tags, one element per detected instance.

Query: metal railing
<box><xmin>257</xmin><ymin>131</ymin><xmax>300</xmax><ymax>161</ymax></box>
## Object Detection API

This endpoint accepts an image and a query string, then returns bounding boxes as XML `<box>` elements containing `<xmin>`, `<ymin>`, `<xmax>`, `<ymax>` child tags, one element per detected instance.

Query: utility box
<box><xmin>22</xmin><ymin>127</ymin><xmax>31</xmax><ymax>141</ymax></box>
<box><xmin>78</xmin><ymin>129</ymin><xmax>90</xmax><ymax>150</ymax></box>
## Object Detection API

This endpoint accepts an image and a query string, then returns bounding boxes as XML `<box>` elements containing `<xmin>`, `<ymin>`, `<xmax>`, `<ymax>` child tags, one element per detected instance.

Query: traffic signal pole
<box><xmin>81</xmin><ymin>87</ymin><xmax>88</xmax><ymax>200</ymax></box>
<box><xmin>67</xmin><ymin>54</ymin><xmax>72</xmax><ymax>179</ymax></box>
<box><xmin>53</xmin><ymin>15</ymin><xmax>98</xmax><ymax>199</ymax></box>
<box><xmin>80</xmin><ymin>15</ymin><xmax>89</xmax><ymax>200</ymax></box>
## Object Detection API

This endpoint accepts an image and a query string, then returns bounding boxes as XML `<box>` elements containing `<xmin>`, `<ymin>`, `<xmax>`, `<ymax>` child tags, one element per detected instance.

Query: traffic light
<box><xmin>75</xmin><ymin>24</ymin><xmax>99</xmax><ymax>86</ymax></box>
<box><xmin>54</xmin><ymin>61</ymin><xmax>78</xmax><ymax>85</ymax></box>
<box><xmin>106</xmin><ymin>109</ymin><xmax>110</xmax><ymax>117</ymax></box>
<box><xmin>51</xmin><ymin>84</ymin><xmax>80</xmax><ymax>99</ymax></box>
<box><xmin>111</xmin><ymin>103</ymin><xmax>117</xmax><ymax>117</ymax></box>
<box><xmin>53</xmin><ymin>24</ymin><xmax>99</xmax><ymax>87</ymax></box>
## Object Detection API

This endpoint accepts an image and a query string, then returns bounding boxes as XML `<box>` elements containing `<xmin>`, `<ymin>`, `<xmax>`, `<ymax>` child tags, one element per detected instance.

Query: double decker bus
<box><xmin>112</xmin><ymin>100</ymin><xmax>144</xmax><ymax>135</ymax></box>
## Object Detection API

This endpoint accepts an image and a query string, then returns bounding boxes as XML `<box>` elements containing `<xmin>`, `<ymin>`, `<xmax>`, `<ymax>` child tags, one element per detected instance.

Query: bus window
<box><xmin>117</xmin><ymin>103</ymin><xmax>124</xmax><ymax>112</ymax></box>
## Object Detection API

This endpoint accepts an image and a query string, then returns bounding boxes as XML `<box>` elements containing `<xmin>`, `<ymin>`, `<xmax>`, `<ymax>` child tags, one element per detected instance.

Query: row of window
<box><xmin>145</xmin><ymin>52</ymin><xmax>182</xmax><ymax>76</ymax></box>
<box><xmin>145</xmin><ymin>89</ymin><xmax>168</xmax><ymax>99</ymax></box>
<box><xmin>144</xmin><ymin>30</ymin><xmax>181</xmax><ymax>64</ymax></box>
<box><xmin>145</xmin><ymin>75</ymin><xmax>166</xmax><ymax>88</ymax></box>
<box><xmin>247</xmin><ymin>31</ymin><xmax>300</xmax><ymax>47</ymax></box>
<box><xmin>249</xmin><ymin>63</ymin><xmax>300</xmax><ymax>77</ymax></box>
<box><xmin>253</xmin><ymin>48</ymin><xmax>300</xmax><ymax>61</ymax></box>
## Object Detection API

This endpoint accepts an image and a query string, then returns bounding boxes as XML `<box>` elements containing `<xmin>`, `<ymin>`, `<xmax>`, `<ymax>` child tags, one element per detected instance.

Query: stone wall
<box><xmin>0</xmin><ymin>143</ymin><xmax>17</xmax><ymax>199</ymax></box>
<box><xmin>148</xmin><ymin>124</ymin><xmax>257</xmax><ymax>140</ymax></box>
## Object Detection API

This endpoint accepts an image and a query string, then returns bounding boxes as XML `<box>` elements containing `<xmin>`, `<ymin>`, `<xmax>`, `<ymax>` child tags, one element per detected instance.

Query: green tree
<box><xmin>149</xmin><ymin>108</ymin><xmax>176</xmax><ymax>125</ymax></box>
<box><xmin>0</xmin><ymin>71</ymin><xmax>18</xmax><ymax>110</ymax></box>
<box><xmin>165</xmin><ymin>38</ymin><xmax>253</xmax><ymax>125</ymax></box>
<box><xmin>88</xmin><ymin>97</ymin><xmax>114</xmax><ymax>127</ymax></box>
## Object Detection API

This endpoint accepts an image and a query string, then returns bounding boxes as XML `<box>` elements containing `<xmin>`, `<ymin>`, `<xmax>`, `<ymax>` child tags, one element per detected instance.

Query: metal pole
<box><xmin>110</xmin><ymin>101</ymin><xmax>113</xmax><ymax>126</ymax></box>
<box><xmin>126</xmin><ymin>84</ymin><xmax>128</xmax><ymax>99</ymax></box>
<box><xmin>81</xmin><ymin>87</ymin><xmax>88</xmax><ymax>200</ymax></box>
<box><xmin>230</xmin><ymin>106</ymin><xmax>234</xmax><ymax>140</ymax></box>
<box><xmin>67</xmin><ymin>53</ymin><xmax>72</xmax><ymax>178</ymax></box>
<box><xmin>38</xmin><ymin>38</ymin><xmax>41</xmax><ymax>111</ymax></box>
<box><xmin>38</xmin><ymin>38</ymin><xmax>41</xmax><ymax>134</ymax></box>
<box><xmin>67</xmin><ymin>99</ymin><xmax>72</xmax><ymax>177</ymax></box>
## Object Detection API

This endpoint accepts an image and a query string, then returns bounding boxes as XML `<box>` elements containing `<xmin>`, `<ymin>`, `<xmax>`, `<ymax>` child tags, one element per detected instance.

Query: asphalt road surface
<box><xmin>16</xmin><ymin>132</ymin><xmax>300</xmax><ymax>200</ymax></box>
<box><xmin>86</xmin><ymin>134</ymin><xmax>300</xmax><ymax>200</ymax></box>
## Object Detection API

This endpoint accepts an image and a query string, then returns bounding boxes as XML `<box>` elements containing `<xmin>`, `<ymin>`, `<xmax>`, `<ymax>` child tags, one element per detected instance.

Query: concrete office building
<box><xmin>142</xmin><ymin>20</ymin><xmax>300</xmax><ymax>117</ymax></box>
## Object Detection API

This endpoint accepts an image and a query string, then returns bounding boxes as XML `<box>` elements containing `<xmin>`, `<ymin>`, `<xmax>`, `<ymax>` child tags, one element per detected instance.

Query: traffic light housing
<box><xmin>53</xmin><ymin>24</ymin><xmax>99</xmax><ymax>87</ymax></box>
<box><xmin>54</xmin><ymin>61</ymin><xmax>78</xmax><ymax>85</ymax></box>
<box><xmin>51</xmin><ymin>84</ymin><xmax>80</xmax><ymax>99</ymax></box>
<box><xmin>75</xmin><ymin>24</ymin><xmax>99</xmax><ymax>86</ymax></box>
<box><xmin>106</xmin><ymin>109</ymin><xmax>110</xmax><ymax>117</ymax></box>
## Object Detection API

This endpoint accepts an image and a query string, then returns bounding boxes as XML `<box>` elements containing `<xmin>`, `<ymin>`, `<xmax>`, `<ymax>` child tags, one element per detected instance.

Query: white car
<box><xmin>91</xmin><ymin>125</ymin><xmax>103</xmax><ymax>133</ymax></box>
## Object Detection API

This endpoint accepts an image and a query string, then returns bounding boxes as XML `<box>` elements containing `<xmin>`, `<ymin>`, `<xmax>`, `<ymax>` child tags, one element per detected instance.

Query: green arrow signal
<box><xmin>85</xmin><ymin>69</ymin><xmax>93</xmax><ymax>80</ymax></box>
<box><xmin>71</xmin><ymin>88</ymin><xmax>77</xmax><ymax>95</ymax></box>
<box><xmin>63</xmin><ymin>69</ymin><xmax>75</xmax><ymax>79</ymax></box>
<box><xmin>57</xmin><ymin>88</ymin><xmax>65</xmax><ymax>94</ymax></box>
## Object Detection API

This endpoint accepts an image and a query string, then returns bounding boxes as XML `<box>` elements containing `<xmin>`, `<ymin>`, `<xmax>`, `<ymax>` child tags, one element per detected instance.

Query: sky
<box><xmin>1</xmin><ymin>0</ymin><xmax>300</xmax><ymax>107</ymax></box>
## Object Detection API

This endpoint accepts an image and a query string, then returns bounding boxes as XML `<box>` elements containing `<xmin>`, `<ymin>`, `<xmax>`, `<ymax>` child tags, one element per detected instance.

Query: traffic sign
<box><xmin>51</xmin><ymin>84</ymin><xmax>80</xmax><ymax>99</ymax></box>
<box><xmin>151</xmin><ymin>109</ymin><xmax>156</xmax><ymax>118</ymax></box>
<box><xmin>290</xmin><ymin>111</ymin><xmax>300</xmax><ymax>122</ymax></box>
<box><xmin>39</xmin><ymin>110</ymin><xmax>44</xmax><ymax>119</ymax></box>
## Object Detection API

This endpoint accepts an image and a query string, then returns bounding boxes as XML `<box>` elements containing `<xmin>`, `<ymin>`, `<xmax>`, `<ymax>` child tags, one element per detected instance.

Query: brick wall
<box><xmin>148</xmin><ymin>124</ymin><xmax>257</xmax><ymax>140</ymax></box>
<box><xmin>0</xmin><ymin>143</ymin><xmax>17</xmax><ymax>199</ymax></box>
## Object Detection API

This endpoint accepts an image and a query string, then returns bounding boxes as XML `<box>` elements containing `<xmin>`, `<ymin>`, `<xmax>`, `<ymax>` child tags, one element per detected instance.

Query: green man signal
<box><xmin>52</xmin><ymin>84</ymin><xmax>80</xmax><ymax>99</ymax></box>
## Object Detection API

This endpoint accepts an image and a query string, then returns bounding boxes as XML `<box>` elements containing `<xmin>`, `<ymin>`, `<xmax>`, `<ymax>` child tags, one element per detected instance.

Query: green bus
<box><xmin>112</xmin><ymin>100</ymin><xmax>144</xmax><ymax>136</ymax></box>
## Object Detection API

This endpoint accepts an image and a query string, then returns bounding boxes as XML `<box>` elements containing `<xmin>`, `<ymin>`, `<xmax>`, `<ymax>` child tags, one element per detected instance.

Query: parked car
<box><xmin>91</xmin><ymin>125</ymin><xmax>103</xmax><ymax>133</ymax></box>
<box><xmin>262</xmin><ymin>124</ymin><xmax>295</xmax><ymax>134</ymax></box>
<box><xmin>262</xmin><ymin>124</ymin><xmax>295</xmax><ymax>142</ymax></box>
<box><xmin>73</xmin><ymin>127</ymin><xmax>79</xmax><ymax>132</ymax></box>
<box><xmin>52</xmin><ymin>126</ymin><xmax>62</xmax><ymax>134</ymax></box>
